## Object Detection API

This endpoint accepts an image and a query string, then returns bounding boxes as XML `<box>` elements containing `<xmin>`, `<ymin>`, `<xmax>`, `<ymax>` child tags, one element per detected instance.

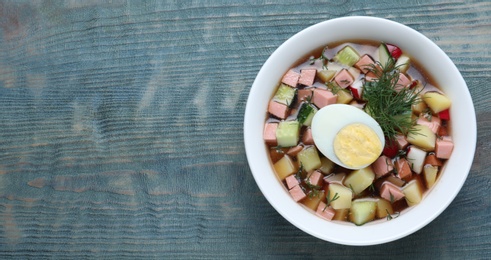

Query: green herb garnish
<box><xmin>363</xmin><ymin>61</ymin><xmax>422</xmax><ymax>139</ymax></box>
<box><xmin>297</xmin><ymin>103</ymin><xmax>315</xmax><ymax>125</ymax></box>
<box><xmin>305</xmin><ymin>179</ymin><xmax>322</xmax><ymax>198</ymax></box>
<box><xmin>323</xmin><ymin>190</ymin><xmax>340</xmax><ymax>211</ymax></box>
<box><xmin>386</xmin><ymin>210</ymin><xmax>400</xmax><ymax>221</ymax></box>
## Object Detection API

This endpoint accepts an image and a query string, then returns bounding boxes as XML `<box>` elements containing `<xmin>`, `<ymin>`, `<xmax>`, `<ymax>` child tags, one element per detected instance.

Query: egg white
<box><xmin>311</xmin><ymin>104</ymin><xmax>385</xmax><ymax>169</ymax></box>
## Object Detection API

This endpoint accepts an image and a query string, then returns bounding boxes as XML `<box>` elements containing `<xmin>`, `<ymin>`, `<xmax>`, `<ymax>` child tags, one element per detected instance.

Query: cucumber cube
<box><xmin>276</xmin><ymin>121</ymin><xmax>300</xmax><ymax>147</ymax></box>
<box><xmin>297</xmin><ymin>146</ymin><xmax>322</xmax><ymax>172</ymax></box>
<box><xmin>273</xmin><ymin>84</ymin><xmax>297</xmax><ymax>106</ymax></box>
<box><xmin>334</xmin><ymin>46</ymin><xmax>360</xmax><ymax>67</ymax></box>
<box><xmin>317</xmin><ymin>70</ymin><xmax>337</xmax><ymax>83</ymax></box>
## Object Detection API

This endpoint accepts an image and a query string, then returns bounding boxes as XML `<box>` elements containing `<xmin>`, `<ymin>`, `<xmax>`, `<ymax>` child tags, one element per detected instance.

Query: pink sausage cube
<box><xmin>435</xmin><ymin>137</ymin><xmax>454</xmax><ymax>159</ymax></box>
<box><xmin>263</xmin><ymin>123</ymin><xmax>278</xmax><ymax>145</ymax></box>
<box><xmin>285</xmin><ymin>175</ymin><xmax>300</xmax><ymax>190</ymax></box>
<box><xmin>297</xmin><ymin>89</ymin><xmax>313</xmax><ymax>103</ymax></box>
<box><xmin>395</xmin><ymin>158</ymin><xmax>412</xmax><ymax>182</ymax></box>
<box><xmin>334</xmin><ymin>69</ymin><xmax>354</xmax><ymax>89</ymax></box>
<box><xmin>302</xmin><ymin>128</ymin><xmax>314</xmax><ymax>145</ymax></box>
<box><xmin>268</xmin><ymin>100</ymin><xmax>289</xmax><ymax>119</ymax></box>
<box><xmin>395</xmin><ymin>73</ymin><xmax>411</xmax><ymax>92</ymax></box>
<box><xmin>354</xmin><ymin>54</ymin><xmax>376</xmax><ymax>74</ymax></box>
<box><xmin>286</xmin><ymin>145</ymin><xmax>303</xmax><ymax>156</ymax></box>
<box><xmin>298</xmin><ymin>69</ymin><xmax>316</xmax><ymax>86</ymax></box>
<box><xmin>281</xmin><ymin>69</ymin><xmax>300</xmax><ymax>87</ymax></box>
<box><xmin>312</xmin><ymin>89</ymin><xmax>337</xmax><ymax>109</ymax></box>
<box><xmin>396</xmin><ymin>134</ymin><xmax>409</xmax><ymax>150</ymax></box>
<box><xmin>417</xmin><ymin>116</ymin><xmax>441</xmax><ymax>134</ymax></box>
<box><xmin>289</xmin><ymin>185</ymin><xmax>307</xmax><ymax>202</ymax></box>
<box><xmin>306</xmin><ymin>170</ymin><xmax>323</xmax><ymax>187</ymax></box>
<box><xmin>372</xmin><ymin>155</ymin><xmax>394</xmax><ymax>179</ymax></box>
<box><xmin>380</xmin><ymin>181</ymin><xmax>405</xmax><ymax>202</ymax></box>
<box><xmin>316</xmin><ymin>201</ymin><xmax>335</xmax><ymax>221</ymax></box>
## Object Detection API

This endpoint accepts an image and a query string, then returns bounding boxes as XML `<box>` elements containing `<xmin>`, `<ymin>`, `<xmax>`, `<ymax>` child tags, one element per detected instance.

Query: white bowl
<box><xmin>243</xmin><ymin>16</ymin><xmax>476</xmax><ymax>246</ymax></box>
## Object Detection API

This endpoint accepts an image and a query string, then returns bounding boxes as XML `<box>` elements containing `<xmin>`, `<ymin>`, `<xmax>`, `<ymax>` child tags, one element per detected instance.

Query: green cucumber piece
<box><xmin>275</xmin><ymin>120</ymin><xmax>300</xmax><ymax>147</ymax></box>
<box><xmin>378</xmin><ymin>43</ymin><xmax>394</xmax><ymax>68</ymax></box>
<box><xmin>297</xmin><ymin>146</ymin><xmax>322</xmax><ymax>172</ymax></box>
<box><xmin>334</xmin><ymin>46</ymin><xmax>360</xmax><ymax>67</ymax></box>
<box><xmin>273</xmin><ymin>84</ymin><xmax>297</xmax><ymax>106</ymax></box>
<box><xmin>297</xmin><ymin>103</ymin><xmax>317</xmax><ymax>126</ymax></box>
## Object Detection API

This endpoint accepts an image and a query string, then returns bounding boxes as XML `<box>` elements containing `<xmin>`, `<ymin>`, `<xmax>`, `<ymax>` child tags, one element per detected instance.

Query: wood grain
<box><xmin>0</xmin><ymin>0</ymin><xmax>490</xmax><ymax>258</ymax></box>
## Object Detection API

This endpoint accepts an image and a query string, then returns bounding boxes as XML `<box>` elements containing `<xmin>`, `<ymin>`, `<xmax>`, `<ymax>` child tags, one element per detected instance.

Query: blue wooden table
<box><xmin>0</xmin><ymin>1</ymin><xmax>489</xmax><ymax>259</ymax></box>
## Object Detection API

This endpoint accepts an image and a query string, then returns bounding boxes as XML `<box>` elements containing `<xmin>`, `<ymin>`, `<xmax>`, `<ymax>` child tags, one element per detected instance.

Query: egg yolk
<box><xmin>333</xmin><ymin>123</ymin><xmax>382</xmax><ymax>168</ymax></box>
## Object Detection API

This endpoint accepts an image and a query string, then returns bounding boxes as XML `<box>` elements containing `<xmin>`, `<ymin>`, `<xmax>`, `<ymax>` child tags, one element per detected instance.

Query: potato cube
<box><xmin>349</xmin><ymin>198</ymin><xmax>377</xmax><ymax>226</ymax></box>
<box><xmin>423</xmin><ymin>92</ymin><xmax>451</xmax><ymax>113</ymax></box>
<box><xmin>423</xmin><ymin>165</ymin><xmax>438</xmax><ymax>188</ymax></box>
<box><xmin>402</xmin><ymin>179</ymin><xmax>424</xmax><ymax>206</ymax></box>
<box><xmin>343</xmin><ymin>166</ymin><xmax>375</xmax><ymax>195</ymax></box>
<box><xmin>273</xmin><ymin>155</ymin><xmax>297</xmax><ymax>180</ymax></box>
<box><xmin>318</xmin><ymin>157</ymin><xmax>335</xmax><ymax>175</ymax></box>
<box><xmin>328</xmin><ymin>184</ymin><xmax>353</xmax><ymax>210</ymax></box>
<box><xmin>376</xmin><ymin>198</ymin><xmax>394</xmax><ymax>219</ymax></box>
<box><xmin>407</xmin><ymin>124</ymin><xmax>436</xmax><ymax>151</ymax></box>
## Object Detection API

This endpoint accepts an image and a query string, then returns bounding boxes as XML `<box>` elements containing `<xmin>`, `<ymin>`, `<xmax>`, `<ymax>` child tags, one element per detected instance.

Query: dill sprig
<box><xmin>363</xmin><ymin>60</ymin><xmax>422</xmax><ymax>140</ymax></box>
<box><xmin>305</xmin><ymin>179</ymin><xmax>322</xmax><ymax>198</ymax></box>
<box><xmin>323</xmin><ymin>190</ymin><xmax>340</xmax><ymax>211</ymax></box>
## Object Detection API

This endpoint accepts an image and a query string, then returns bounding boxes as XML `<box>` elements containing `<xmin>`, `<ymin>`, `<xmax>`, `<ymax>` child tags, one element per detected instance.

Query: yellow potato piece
<box><xmin>423</xmin><ymin>92</ymin><xmax>451</xmax><ymax>113</ymax></box>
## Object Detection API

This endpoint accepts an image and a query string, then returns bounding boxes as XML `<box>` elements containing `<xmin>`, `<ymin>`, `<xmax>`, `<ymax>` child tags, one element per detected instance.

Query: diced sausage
<box><xmin>435</xmin><ymin>137</ymin><xmax>454</xmax><ymax>159</ymax></box>
<box><xmin>298</xmin><ymin>69</ymin><xmax>316</xmax><ymax>86</ymax></box>
<box><xmin>395</xmin><ymin>73</ymin><xmax>411</xmax><ymax>92</ymax></box>
<box><xmin>289</xmin><ymin>185</ymin><xmax>307</xmax><ymax>202</ymax></box>
<box><xmin>316</xmin><ymin>201</ymin><xmax>335</xmax><ymax>221</ymax></box>
<box><xmin>417</xmin><ymin>115</ymin><xmax>441</xmax><ymax>134</ymax></box>
<box><xmin>312</xmin><ymin>89</ymin><xmax>337</xmax><ymax>108</ymax></box>
<box><xmin>424</xmin><ymin>153</ymin><xmax>443</xmax><ymax>167</ymax></box>
<box><xmin>354</xmin><ymin>54</ymin><xmax>376</xmax><ymax>74</ymax></box>
<box><xmin>395</xmin><ymin>158</ymin><xmax>412</xmax><ymax>182</ymax></box>
<box><xmin>395</xmin><ymin>134</ymin><xmax>409</xmax><ymax>150</ymax></box>
<box><xmin>334</xmin><ymin>69</ymin><xmax>354</xmax><ymax>89</ymax></box>
<box><xmin>306</xmin><ymin>170</ymin><xmax>323</xmax><ymax>187</ymax></box>
<box><xmin>302</xmin><ymin>128</ymin><xmax>314</xmax><ymax>145</ymax></box>
<box><xmin>268</xmin><ymin>100</ymin><xmax>289</xmax><ymax>119</ymax></box>
<box><xmin>263</xmin><ymin>123</ymin><xmax>278</xmax><ymax>145</ymax></box>
<box><xmin>380</xmin><ymin>181</ymin><xmax>405</xmax><ymax>202</ymax></box>
<box><xmin>285</xmin><ymin>174</ymin><xmax>300</xmax><ymax>190</ymax></box>
<box><xmin>323</xmin><ymin>173</ymin><xmax>346</xmax><ymax>185</ymax></box>
<box><xmin>372</xmin><ymin>155</ymin><xmax>394</xmax><ymax>179</ymax></box>
<box><xmin>286</xmin><ymin>145</ymin><xmax>303</xmax><ymax>156</ymax></box>
<box><xmin>297</xmin><ymin>89</ymin><xmax>313</xmax><ymax>103</ymax></box>
<box><xmin>281</xmin><ymin>69</ymin><xmax>300</xmax><ymax>87</ymax></box>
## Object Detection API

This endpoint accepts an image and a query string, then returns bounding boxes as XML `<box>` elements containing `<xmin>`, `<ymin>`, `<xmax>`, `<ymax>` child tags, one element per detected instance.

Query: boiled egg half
<box><xmin>311</xmin><ymin>104</ymin><xmax>385</xmax><ymax>170</ymax></box>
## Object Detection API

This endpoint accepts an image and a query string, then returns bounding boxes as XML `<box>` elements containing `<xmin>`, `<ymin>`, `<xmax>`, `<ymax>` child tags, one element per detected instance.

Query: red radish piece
<box><xmin>409</xmin><ymin>81</ymin><xmax>418</xmax><ymax>89</ymax></box>
<box><xmin>439</xmin><ymin>109</ymin><xmax>450</xmax><ymax>120</ymax></box>
<box><xmin>348</xmin><ymin>86</ymin><xmax>360</xmax><ymax>100</ymax></box>
<box><xmin>386</xmin><ymin>43</ymin><xmax>402</xmax><ymax>59</ymax></box>
<box><xmin>383</xmin><ymin>138</ymin><xmax>399</xmax><ymax>158</ymax></box>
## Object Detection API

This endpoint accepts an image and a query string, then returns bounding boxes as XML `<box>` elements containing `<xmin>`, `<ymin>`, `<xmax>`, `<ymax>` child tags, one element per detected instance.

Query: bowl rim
<box><xmin>244</xmin><ymin>16</ymin><xmax>476</xmax><ymax>246</ymax></box>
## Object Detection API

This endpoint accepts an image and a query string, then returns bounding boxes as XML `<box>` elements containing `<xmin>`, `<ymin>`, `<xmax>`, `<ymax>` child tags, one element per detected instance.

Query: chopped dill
<box><xmin>323</xmin><ymin>190</ymin><xmax>340</xmax><ymax>211</ymax></box>
<box><xmin>305</xmin><ymin>179</ymin><xmax>322</xmax><ymax>198</ymax></box>
<box><xmin>386</xmin><ymin>210</ymin><xmax>400</xmax><ymax>220</ymax></box>
<box><xmin>363</xmin><ymin>60</ymin><xmax>422</xmax><ymax>140</ymax></box>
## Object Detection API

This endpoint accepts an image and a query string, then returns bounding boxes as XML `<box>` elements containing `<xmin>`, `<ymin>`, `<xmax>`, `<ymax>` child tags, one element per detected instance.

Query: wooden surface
<box><xmin>0</xmin><ymin>1</ymin><xmax>489</xmax><ymax>259</ymax></box>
